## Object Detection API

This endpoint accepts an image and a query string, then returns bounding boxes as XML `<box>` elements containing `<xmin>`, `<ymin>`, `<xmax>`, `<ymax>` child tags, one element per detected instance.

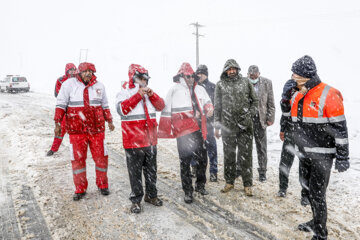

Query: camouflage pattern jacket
<box><xmin>214</xmin><ymin>59</ymin><xmax>258</xmax><ymax>133</ymax></box>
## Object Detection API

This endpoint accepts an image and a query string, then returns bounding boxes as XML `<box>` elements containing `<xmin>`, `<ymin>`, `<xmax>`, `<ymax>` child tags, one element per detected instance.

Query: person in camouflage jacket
<box><xmin>214</xmin><ymin>59</ymin><xmax>258</xmax><ymax>196</ymax></box>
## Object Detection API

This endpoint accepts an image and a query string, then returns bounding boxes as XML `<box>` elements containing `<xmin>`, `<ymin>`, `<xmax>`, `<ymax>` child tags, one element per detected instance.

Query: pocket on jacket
<box><xmin>122</xmin><ymin>121</ymin><xmax>148</xmax><ymax>146</ymax></box>
<box><xmin>94</xmin><ymin>108</ymin><xmax>105</xmax><ymax>129</ymax></box>
<box><xmin>66</xmin><ymin>112</ymin><xmax>83</xmax><ymax>132</ymax></box>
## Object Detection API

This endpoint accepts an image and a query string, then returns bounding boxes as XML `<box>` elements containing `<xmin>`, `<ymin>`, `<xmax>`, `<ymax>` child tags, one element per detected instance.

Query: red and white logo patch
<box><xmin>96</xmin><ymin>89</ymin><xmax>102</xmax><ymax>97</ymax></box>
<box><xmin>310</xmin><ymin>100</ymin><xmax>317</xmax><ymax>110</ymax></box>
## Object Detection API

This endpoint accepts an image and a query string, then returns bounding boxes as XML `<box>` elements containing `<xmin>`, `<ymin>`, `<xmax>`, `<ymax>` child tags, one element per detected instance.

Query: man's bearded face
<box><xmin>80</xmin><ymin>70</ymin><xmax>93</xmax><ymax>82</ymax></box>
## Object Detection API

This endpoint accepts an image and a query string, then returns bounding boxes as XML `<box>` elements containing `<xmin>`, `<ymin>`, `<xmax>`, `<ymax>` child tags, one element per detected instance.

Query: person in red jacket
<box><xmin>54</xmin><ymin>62</ymin><xmax>115</xmax><ymax>201</ymax></box>
<box><xmin>46</xmin><ymin>63</ymin><xmax>77</xmax><ymax>156</ymax></box>
<box><xmin>158</xmin><ymin>63</ymin><xmax>214</xmax><ymax>204</ymax></box>
<box><xmin>115</xmin><ymin>64</ymin><xmax>165</xmax><ymax>213</ymax></box>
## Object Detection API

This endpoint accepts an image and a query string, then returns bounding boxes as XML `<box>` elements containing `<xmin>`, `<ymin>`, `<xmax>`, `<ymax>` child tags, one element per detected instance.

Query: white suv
<box><xmin>0</xmin><ymin>75</ymin><xmax>30</xmax><ymax>93</ymax></box>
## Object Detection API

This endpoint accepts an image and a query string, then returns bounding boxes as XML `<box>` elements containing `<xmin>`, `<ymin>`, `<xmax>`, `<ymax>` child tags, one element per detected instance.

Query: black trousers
<box><xmin>279</xmin><ymin>131</ymin><xmax>295</xmax><ymax>191</ymax></box>
<box><xmin>125</xmin><ymin>146</ymin><xmax>158</xmax><ymax>203</ymax></box>
<box><xmin>299</xmin><ymin>157</ymin><xmax>333</xmax><ymax>238</ymax></box>
<box><xmin>192</xmin><ymin>129</ymin><xmax>218</xmax><ymax>174</ymax></box>
<box><xmin>176</xmin><ymin>131</ymin><xmax>207</xmax><ymax>195</ymax></box>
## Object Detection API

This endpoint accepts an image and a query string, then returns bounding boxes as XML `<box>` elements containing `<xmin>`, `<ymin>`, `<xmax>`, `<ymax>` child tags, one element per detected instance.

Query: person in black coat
<box><xmin>195</xmin><ymin>65</ymin><xmax>218</xmax><ymax>182</ymax></box>
<box><xmin>289</xmin><ymin>55</ymin><xmax>350</xmax><ymax>240</ymax></box>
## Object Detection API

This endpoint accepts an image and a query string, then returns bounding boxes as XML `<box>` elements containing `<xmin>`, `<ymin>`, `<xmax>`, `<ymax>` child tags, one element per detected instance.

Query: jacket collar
<box><xmin>199</xmin><ymin>78</ymin><xmax>209</xmax><ymax>85</ymax></box>
<box><xmin>221</xmin><ymin>73</ymin><xmax>242</xmax><ymax>82</ymax></box>
<box><xmin>179</xmin><ymin>77</ymin><xmax>197</xmax><ymax>89</ymax></box>
<box><xmin>76</xmin><ymin>74</ymin><xmax>97</xmax><ymax>87</ymax></box>
<box><xmin>305</xmin><ymin>74</ymin><xmax>321</xmax><ymax>91</ymax></box>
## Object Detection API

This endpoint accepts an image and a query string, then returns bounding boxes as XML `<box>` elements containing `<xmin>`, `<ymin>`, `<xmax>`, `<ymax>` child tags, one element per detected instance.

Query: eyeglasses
<box><xmin>184</xmin><ymin>75</ymin><xmax>194</xmax><ymax>79</ymax></box>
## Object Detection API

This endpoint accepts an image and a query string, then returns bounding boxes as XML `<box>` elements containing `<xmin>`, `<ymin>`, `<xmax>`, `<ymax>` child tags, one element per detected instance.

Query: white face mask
<box><xmin>249</xmin><ymin>77</ymin><xmax>259</xmax><ymax>84</ymax></box>
<box><xmin>134</xmin><ymin>77</ymin><xmax>147</xmax><ymax>87</ymax></box>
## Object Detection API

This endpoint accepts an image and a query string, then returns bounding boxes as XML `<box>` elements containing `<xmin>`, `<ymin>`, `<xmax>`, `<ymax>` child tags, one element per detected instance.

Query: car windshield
<box><xmin>12</xmin><ymin>77</ymin><xmax>27</xmax><ymax>82</ymax></box>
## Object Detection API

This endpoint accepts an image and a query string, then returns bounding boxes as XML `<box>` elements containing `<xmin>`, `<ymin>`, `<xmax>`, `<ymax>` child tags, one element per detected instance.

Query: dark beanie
<box><xmin>291</xmin><ymin>55</ymin><xmax>317</xmax><ymax>78</ymax></box>
<box><xmin>195</xmin><ymin>64</ymin><xmax>208</xmax><ymax>76</ymax></box>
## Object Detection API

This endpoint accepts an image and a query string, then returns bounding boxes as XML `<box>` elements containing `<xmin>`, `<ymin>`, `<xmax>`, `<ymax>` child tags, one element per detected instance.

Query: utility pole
<box><xmin>190</xmin><ymin>22</ymin><xmax>204</xmax><ymax>68</ymax></box>
<box><xmin>79</xmin><ymin>49</ymin><xmax>88</xmax><ymax>64</ymax></box>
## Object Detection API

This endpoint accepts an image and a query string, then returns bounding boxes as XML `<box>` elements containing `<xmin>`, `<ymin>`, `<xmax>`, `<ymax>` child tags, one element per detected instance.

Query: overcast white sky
<box><xmin>1</xmin><ymin>0</ymin><xmax>360</xmax><ymax>104</ymax></box>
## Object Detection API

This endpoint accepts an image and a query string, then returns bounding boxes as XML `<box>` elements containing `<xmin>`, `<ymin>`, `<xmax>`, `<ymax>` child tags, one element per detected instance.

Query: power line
<box><xmin>190</xmin><ymin>22</ymin><xmax>205</xmax><ymax>68</ymax></box>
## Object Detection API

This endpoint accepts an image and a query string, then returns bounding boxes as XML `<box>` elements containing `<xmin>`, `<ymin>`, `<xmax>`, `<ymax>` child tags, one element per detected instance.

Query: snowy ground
<box><xmin>0</xmin><ymin>91</ymin><xmax>359</xmax><ymax>240</ymax></box>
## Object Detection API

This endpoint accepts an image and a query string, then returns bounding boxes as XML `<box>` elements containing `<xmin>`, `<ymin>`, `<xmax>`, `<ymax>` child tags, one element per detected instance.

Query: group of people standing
<box><xmin>47</xmin><ymin>55</ymin><xmax>349</xmax><ymax>240</ymax></box>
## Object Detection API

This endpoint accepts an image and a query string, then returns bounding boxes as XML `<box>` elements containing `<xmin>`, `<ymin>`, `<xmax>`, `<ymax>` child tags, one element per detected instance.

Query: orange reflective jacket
<box><xmin>290</xmin><ymin>80</ymin><xmax>348</xmax><ymax>160</ymax></box>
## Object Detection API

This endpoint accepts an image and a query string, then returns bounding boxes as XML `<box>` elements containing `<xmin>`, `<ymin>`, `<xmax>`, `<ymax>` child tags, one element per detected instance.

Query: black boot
<box><xmin>301</xmin><ymin>195</ymin><xmax>310</xmax><ymax>206</ymax></box>
<box><xmin>184</xmin><ymin>193</ymin><xmax>193</xmax><ymax>204</ymax></box>
<box><xmin>195</xmin><ymin>187</ymin><xmax>209</xmax><ymax>195</ymax></box>
<box><xmin>298</xmin><ymin>219</ymin><xmax>314</xmax><ymax>232</ymax></box>
<box><xmin>258</xmin><ymin>170</ymin><xmax>267</xmax><ymax>182</ymax></box>
<box><xmin>46</xmin><ymin>150</ymin><xmax>54</xmax><ymax>156</ymax></box>
<box><xmin>277</xmin><ymin>189</ymin><xmax>287</xmax><ymax>197</ymax></box>
<box><xmin>130</xmin><ymin>203</ymin><xmax>141</xmax><ymax>214</ymax></box>
<box><xmin>73</xmin><ymin>192</ymin><xmax>86</xmax><ymax>201</ymax></box>
<box><xmin>99</xmin><ymin>188</ymin><xmax>110</xmax><ymax>196</ymax></box>
<box><xmin>259</xmin><ymin>174</ymin><xmax>266</xmax><ymax>182</ymax></box>
<box><xmin>311</xmin><ymin>234</ymin><xmax>327</xmax><ymax>240</ymax></box>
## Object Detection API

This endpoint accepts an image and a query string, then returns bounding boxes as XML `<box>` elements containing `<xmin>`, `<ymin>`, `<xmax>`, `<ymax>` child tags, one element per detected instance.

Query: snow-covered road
<box><xmin>0</xmin><ymin>91</ymin><xmax>359</xmax><ymax>240</ymax></box>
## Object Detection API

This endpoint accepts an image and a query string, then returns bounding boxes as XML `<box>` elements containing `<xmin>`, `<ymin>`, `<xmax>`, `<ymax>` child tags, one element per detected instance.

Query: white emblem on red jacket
<box><xmin>54</xmin><ymin>76</ymin><xmax>112</xmax><ymax>134</ymax></box>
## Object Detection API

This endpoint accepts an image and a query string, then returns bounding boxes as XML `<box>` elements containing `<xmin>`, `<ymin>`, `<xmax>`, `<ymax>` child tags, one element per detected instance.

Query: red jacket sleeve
<box><xmin>121</xmin><ymin>92</ymin><xmax>143</xmax><ymax>115</ymax></box>
<box><xmin>149</xmin><ymin>93</ymin><xmax>165</xmax><ymax>111</ymax></box>
<box><xmin>103</xmin><ymin>109</ymin><xmax>113</xmax><ymax>123</ymax></box>
<box><xmin>54</xmin><ymin>108</ymin><xmax>65</xmax><ymax>123</ymax></box>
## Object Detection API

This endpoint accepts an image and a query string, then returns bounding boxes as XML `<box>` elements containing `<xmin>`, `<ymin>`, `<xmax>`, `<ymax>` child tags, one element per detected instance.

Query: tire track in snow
<box><xmin>108</xmin><ymin>147</ymin><xmax>278</xmax><ymax>240</ymax></box>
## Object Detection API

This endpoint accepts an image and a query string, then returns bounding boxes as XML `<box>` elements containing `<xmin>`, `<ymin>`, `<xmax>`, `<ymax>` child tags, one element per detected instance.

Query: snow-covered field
<box><xmin>0</xmin><ymin>91</ymin><xmax>359</xmax><ymax>240</ymax></box>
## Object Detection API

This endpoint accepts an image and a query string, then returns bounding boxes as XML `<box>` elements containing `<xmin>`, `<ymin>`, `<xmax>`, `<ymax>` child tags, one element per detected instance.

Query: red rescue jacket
<box><xmin>54</xmin><ymin>75</ymin><xmax>112</xmax><ymax>135</ymax></box>
<box><xmin>158</xmin><ymin>63</ymin><xmax>214</xmax><ymax>140</ymax></box>
<box><xmin>54</xmin><ymin>63</ymin><xmax>77</xmax><ymax>98</ymax></box>
<box><xmin>115</xmin><ymin>64</ymin><xmax>165</xmax><ymax>149</ymax></box>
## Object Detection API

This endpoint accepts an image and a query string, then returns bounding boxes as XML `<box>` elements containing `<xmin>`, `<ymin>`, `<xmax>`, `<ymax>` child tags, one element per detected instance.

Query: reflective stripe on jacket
<box><xmin>115</xmin><ymin>81</ymin><xmax>165</xmax><ymax>149</ymax></box>
<box><xmin>290</xmin><ymin>79</ymin><xmax>349</xmax><ymax>160</ymax></box>
<box><xmin>158</xmin><ymin>78</ymin><xmax>213</xmax><ymax>139</ymax></box>
<box><xmin>54</xmin><ymin>76</ymin><xmax>112</xmax><ymax>134</ymax></box>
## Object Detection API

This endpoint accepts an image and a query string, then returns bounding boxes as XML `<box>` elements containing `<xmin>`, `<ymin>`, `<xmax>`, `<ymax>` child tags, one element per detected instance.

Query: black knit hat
<box><xmin>195</xmin><ymin>64</ymin><xmax>208</xmax><ymax>76</ymax></box>
<box><xmin>291</xmin><ymin>55</ymin><xmax>317</xmax><ymax>78</ymax></box>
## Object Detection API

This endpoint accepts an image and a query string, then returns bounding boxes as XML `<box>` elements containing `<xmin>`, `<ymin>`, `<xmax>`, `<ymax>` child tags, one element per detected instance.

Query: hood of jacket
<box><xmin>78</xmin><ymin>62</ymin><xmax>96</xmax><ymax>73</ymax></box>
<box><xmin>65</xmin><ymin>63</ymin><xmax>77</xmax><ymax>76</ymax></box>
<box><xmin>220</xmin><ymin>59</ymin><xmax>241</xmax><ymax>80</ymax></box>
<box><xmin>128</xmin><ymin>64</ymin><xmax>149</xmax><ymax>89</ymax></box>
<box><xmin>173</xmin><ymin>62</ymin><xmax>195</xmax><ymax>82</ymax></box>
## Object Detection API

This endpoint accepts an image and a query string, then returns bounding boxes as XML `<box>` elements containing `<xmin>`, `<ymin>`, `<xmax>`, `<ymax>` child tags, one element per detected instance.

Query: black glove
<box><xmin>335</xmin><ymin>159</ymin><xmax>350</xmax><ymax>172</ymax></box>
<box><xmin>281</xmin><ymin>79</ymin><xmax>297</xmax><ymax>101</ymax></box>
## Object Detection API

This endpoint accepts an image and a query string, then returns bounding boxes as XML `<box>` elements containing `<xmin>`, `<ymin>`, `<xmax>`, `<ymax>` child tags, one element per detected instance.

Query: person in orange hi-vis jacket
<box><xmin>288</xmin><ymin>55</ymin><xmax>349</xmax><ymax>240</ymax></box>
<box><xmin>54</xmin><ymin>62</ymin><xmax>115</xmax><ymax>201</ymax></box>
